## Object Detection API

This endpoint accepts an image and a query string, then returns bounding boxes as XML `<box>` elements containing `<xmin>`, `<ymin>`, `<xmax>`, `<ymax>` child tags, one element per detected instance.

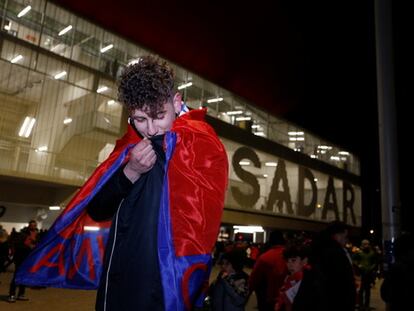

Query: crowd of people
<box><xmin>206</xmin><ymin>221</ymin><xmax>407</xmax><ymax>311</ymax></box>
<box><xmin>1</xmin><ymin>220</ymin><xmax>413</xmax><ymax>310</ymax></box>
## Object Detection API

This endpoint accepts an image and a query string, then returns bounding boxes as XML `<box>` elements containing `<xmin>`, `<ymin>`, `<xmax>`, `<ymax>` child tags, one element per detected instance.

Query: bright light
<box><xmin>207</xmin><ymin>97</ymin><xmax>223</xmax><ymax>103</ymax></box>
<box><xmin>49</xmin><ymin>206</ymin><xmax>61</xmax><ymax>211</ymax></box>
<box><xmin>263</xmin><ymin>174</ymin><xmax>268</xmax><ymax>178</ymax></box>
<box><xmin>63</xmin><ymin>117</ymin><xmax>72</xmax><ymax>124</ymax></box>
<box><xmin>289</xmin><ymin>137</ymin><xmax>305</xmax><ymax>141</ymax></box>
<box><xmin>107</xmin><ymin>100</ymin><xmax>116</xmax><ymax>105</ymax></box>
<box><xmin>251</xmin><ymin>125</ymin><xmax>261</xmax><ymax>129</ymax></box>
<box><xmin>233</xmin><ymin>225</ymin><xmax>264</xmax><ymax>233</ymax></box>
<box><xmin>226</xmin><ymin>111</ymin><xmax>243</xmax><ymax>115</ymax></box>
<box><xmin>11</xmin><ymin>54</ymin><xmax>23</xmax><ymax>63</ymax></box>
<box><xmin>177</xmin><ymin>82</ymin><xmax>193</xmax><ymax>90</ymax></box>
<box><xmin>54</xmin><ymin>71</ymin><xmax>67</xmax><ymax>79</ymax></box>
<box><xmin>17</xmin><ymin>5</ymin><xmax>31</xmax><ymax>18</ymax></box>
<box><xmin>318</xmin><ymin>145</ymin><xmax>332</xmax><ymax>150</ymax></box>
<box><xmin>127</xmin><ymin>58</ymin><xmax>140</xmax><ymax>66</ymax></box>
<box><xmin>18</xmin><ymin>117</ymin><xmax>36</xmax><ymax>138</ymax></box>
<box><xmin>288</xmin><ymin>131</ymin><xmax>304</xmax><ymax>136</ymax></box>
<box><xmin>58</xmin><ymin>25</ymin><xmax>73</xmax><ymax>36</ymax></box>
<box><xmin>338</xmin><ymin>151</ymin><xmax>350</xmax><ymax>155</ymax></box>
<box><xmin>310</xmin><ymin>154</ymin><xmax>317</xmax><ymax>158</ymax></box>
<box><xmin>265</xmin><ymin>162</ymin><xmax>277</xmax><ymax>167</ymax></box>
<box><xmin>37</xmin><ymin>146</ymin><xmax>48</xmax><ymax>152</ymax></box>
<box><xmin>239</xmin><ymin>161</ymin><xmax>250</xmax><ymax>166</ymax></box>
<box><xmin>235</xmin><ymin>117</ymin><xmax>252</xmax><ymax>121</ymax></box>
<box><xmin>84</xmin><ymin>226</ymin><xmax>100</xmax><ymax>231</ymax></box>
<box><xmin>254</xmin><ymin>132</ymin><xmax>265</xmax><ymax>136</ymax></box>
<box><xmin>100</xmin><ymin>44</ymin><xmax>113</xmax><ymax>53</ymax></box>
<box><xmin>97</xmin><ymin>86</ymin><xmax>108</xmax><ymax>93</ymax></box>
<box><xmin>370</xmin><ymin>229</ymin><xmax>374</xmax><ymax>234</ymax></box>
<box><xmin>330</xmin><ymin>156</ymin><xmax>341</xmax><ymax>161</ymax></box>
<box><xmin>314</xmin><ymin>178</ymin><xmax>318</xmax><ymax>182</ymax></box>
<box><xmin>4</xmin><ymin>21</ymin><xmax>11</xmax><ymax>30</ymax></box>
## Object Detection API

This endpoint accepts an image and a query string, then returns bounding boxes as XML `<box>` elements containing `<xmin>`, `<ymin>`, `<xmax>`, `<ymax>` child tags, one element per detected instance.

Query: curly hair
<box><xmin>118</xmin><ymin>56</ymin><xmax>175</xmax><ymax>118</ymax></box>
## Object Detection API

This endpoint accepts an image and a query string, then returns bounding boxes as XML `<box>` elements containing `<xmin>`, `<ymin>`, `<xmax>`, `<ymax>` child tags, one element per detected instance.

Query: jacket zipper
<box><xmin>103</xmin><ymin>199</ymin><xmax>124</xmax><ymax>311</ymax></box>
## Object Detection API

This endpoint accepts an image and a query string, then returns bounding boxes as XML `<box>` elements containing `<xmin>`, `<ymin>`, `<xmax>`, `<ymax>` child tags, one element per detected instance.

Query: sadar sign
<box><xmin>229</xmin><ymin>146</ymin><xmax>359</xmax><ymax>225</ymax></box>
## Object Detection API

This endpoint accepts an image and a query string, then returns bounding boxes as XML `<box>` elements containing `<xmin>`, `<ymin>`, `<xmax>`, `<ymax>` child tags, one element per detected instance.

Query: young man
<box><xmin>249</xmin><ymin>230</ymin><xmax>288</xmax><ymax>311</ymax></box>
<box><xmin>209</xmin><ymin>249</ymin><xmax>249</xmax><ymax>311</ymax></box>
<box><xmin>275</xmin><ymin>243</ymin><xmax>327</xmax><ymax>311</ymax></box>
<box><xmin>312</xmin><ymin>221</ymin><xmax>356</xmax><ymax>311</ymax></box>
<box><xmin>16</xmin><ymin>56</ymin><xmax>228</xmax><ymax>311</ymax></box>
<box><xmin>8</xmin><ymin>220</ymin><xmax>39</xmax><ymax>303</ymax></box>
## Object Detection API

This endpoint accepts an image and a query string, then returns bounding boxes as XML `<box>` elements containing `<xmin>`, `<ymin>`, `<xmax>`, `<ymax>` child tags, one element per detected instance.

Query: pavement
<box><xmin>0</xmin><ymin>266</ymin><xmax>386</xmax><ymax>310</ymax></box>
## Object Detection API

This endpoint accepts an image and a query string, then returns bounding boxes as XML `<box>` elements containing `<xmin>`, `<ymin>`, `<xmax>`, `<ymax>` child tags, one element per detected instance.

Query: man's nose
<box><xmin>147</xmin><ymin>120</ymin><xmax>158</xmax><ymax>136</ymax></box>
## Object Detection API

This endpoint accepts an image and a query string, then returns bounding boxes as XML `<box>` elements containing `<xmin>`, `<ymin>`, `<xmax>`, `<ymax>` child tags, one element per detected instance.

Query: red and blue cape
<box><xmin>16</xmin><ymin>108</ymin><xmax>228</xmax><ymax>310</ymax></box>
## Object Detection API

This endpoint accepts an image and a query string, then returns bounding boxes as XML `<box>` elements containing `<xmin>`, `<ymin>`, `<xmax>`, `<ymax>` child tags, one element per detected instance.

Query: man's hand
<box><xmin>123</xmin><ymin>138</ymin><xmax>157</xmax><ymax>183</ymax></box>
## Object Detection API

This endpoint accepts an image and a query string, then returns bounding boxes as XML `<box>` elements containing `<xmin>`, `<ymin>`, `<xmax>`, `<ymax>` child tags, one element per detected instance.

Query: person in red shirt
<box><xmin>249</xmin><ymin>230</ymin><xmax>288</xmax><ymax>311</ymax></box>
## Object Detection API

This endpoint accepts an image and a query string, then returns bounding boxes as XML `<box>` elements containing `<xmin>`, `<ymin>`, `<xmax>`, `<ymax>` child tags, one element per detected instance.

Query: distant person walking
<box><xmin>353</xmin><ymin>239</ymin><xmax>378</xmax><ymax>310</ymax></box>
<box><xmin>312</xmin><ymin>221</ymin><xmax>356</xmax><ymax>311</ymax></box>
<box><xmin>8</xmin><ymin>220</ymin><xmax>39</xmax><ymax>303</ymax></box>
<box><xmin>249</xmin><ymin>230</ymin><xmax>288</xmax><ymax>311</ymax></box>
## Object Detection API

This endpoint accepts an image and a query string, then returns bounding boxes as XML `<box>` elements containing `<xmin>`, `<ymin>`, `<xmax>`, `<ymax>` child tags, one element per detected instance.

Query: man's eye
<box><xmin>156</xmin><ymin>113</ymin><xmax>165</xmax><ymax>119</ymax></box>
<box><xmin>135</xmin><ymin>118</ymin><xmax>145</xmax><ymax>123</ymax></box>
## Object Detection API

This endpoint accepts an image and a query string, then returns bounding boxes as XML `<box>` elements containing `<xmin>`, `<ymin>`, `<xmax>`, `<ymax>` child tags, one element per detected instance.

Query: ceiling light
<box><xmin>338</xmin><ymin>151</ymin><xmax>350</xmax><ymax>155</ymax></box>
<box><xmin>226</xmin><ymin>111</ymin><xmax>243</xmax><ymax>115</ymax></box>
<box><xmin>127</xmin><ymin>58</ymin><xmax>141</xmax><ymax>66</ymax></box>
<box><xmin>318</xmin><ymin>145</ymin><xmax>332</xmax><ymax>150</ymax></box>
<box><xmin>265</xmin><ymin>162</ymin><xmax>277</xmax><ymax>167</ymax></box>
<box><xmin>63</xmin><ymin>117</ymin><xmax>72</xmax><ymax>124</ymax></box>
<box><xmin>254</xmin><ymin>132</ymin><xmax>265</xmax><ymax>136</ymax></box>
<box><xmin>239</xmin><ymin>161</ymin><xmax>250</xmax><ymax>166</ymax></box>
<box><xmin>17</xmin><ymin>5</ymin><xmax>31</xmax><ymax>18</ymax></box>
<box><xmin>4</xmin><ymin>21</ymin><xmax>11</xmax><ymax>30</ymax></box>
<box><xmin>288</xmin><ymin>131</ymin><xmax>304</xmax><ymax>136</ymax></box>
<box><xmin>18</xmin><ymin>116</ymin><xmax>36</xmax><ymax>137</ymax></box>
<box><xmin>207</xmin><ymin>97</ymin><xmax>223</xmax><ymax>103</ymax></box>
<box><xmin>54</xmin><ymin>71</ymin><xmax>67</xmax><ymax>79</ymax></box>
<box><xmin>49</xmin><ymin>206</ymin><xmax>61</xmax><ymax>211</ymax></box>
<box><xmin>251</xmin><ymin>125</ymin><xmax>261</xmax><ymax>129</ymax></box>
<box><xmin>330</xmin><ymin>156</ymin><xmax>340</xmax><ymax>161</ymax></box>
<box><xmin>58</xmin><ymin>25</ymin><xmax>72</xmax><ymax>36</ymax></box>
<box><xmin>178</xmin><ymin>82</ymin><xmax>192</xmax><ymax>90</ymax></box>
<box><xmin>235</xmin><ymin>117</ymin><xmax>252</xmax><ymax>121</ymax></box>
<box><xmin>107</xmin><ymin>100</ymin><xmax>116</xmax><ymax>105</ymax></box>
<box><xmin>233</xmin><ymin>225</ymin><xmax>264</xmax><ymax>233</ymax></box>
<box><xmin>10</xmin><ymin>55</ymin><xmax>23</xmax><ymax>63</ymax></box>
<box><xmin>37</xmin><ymin>146</ymin><xmax>48</xmax><ymax>152</ymax></box>
<box><xmin>97</xmin><ymin>86</ymin><xmax>108</xmax><ymax>93</ymax></box>
<box><xmin>100</xmin><ymin>44</ymin><xmax>113</xmax><ymax>53</ymax></box>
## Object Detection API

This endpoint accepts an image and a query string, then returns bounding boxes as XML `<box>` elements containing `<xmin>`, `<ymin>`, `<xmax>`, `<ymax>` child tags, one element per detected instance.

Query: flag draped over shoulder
<box><xmin>15</xmin><ymin>126</ymin><xmax>140</xmax><ymax>289</ymax></box>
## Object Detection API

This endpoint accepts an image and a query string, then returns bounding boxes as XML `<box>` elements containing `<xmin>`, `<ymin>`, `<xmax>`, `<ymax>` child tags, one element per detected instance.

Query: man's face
<box><xmin>333</xmin><ymin>230</ymin><xmax>348</xmax><ymax>247</ymax></box>
<box><xmin>129</xmin><ymin>94</ymin><xmax>181</xmax><ymax>138</ymax></box>
<box><xmin>286</xmin><ymin>256</ymin><xmax>307</xmax><ymax>274</ymax></box>
<box><xmin>29</xmin><ymin>221</ymin><xmax>37</xmax><ymax>231</ymax></box>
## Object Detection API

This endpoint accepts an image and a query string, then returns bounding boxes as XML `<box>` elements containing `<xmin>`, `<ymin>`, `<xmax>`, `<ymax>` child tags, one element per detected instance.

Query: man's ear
<box><xmin>173</xmin><ymin>92</ymin><xmax>182</xmax><ymax>114</ymax></box>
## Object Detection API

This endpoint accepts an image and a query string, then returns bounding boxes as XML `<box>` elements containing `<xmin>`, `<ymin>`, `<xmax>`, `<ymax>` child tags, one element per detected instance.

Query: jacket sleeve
<box><xmin>86</xmin><ymin>166</ymin><xmax>133</xmax><ymax>221</ymax></box>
